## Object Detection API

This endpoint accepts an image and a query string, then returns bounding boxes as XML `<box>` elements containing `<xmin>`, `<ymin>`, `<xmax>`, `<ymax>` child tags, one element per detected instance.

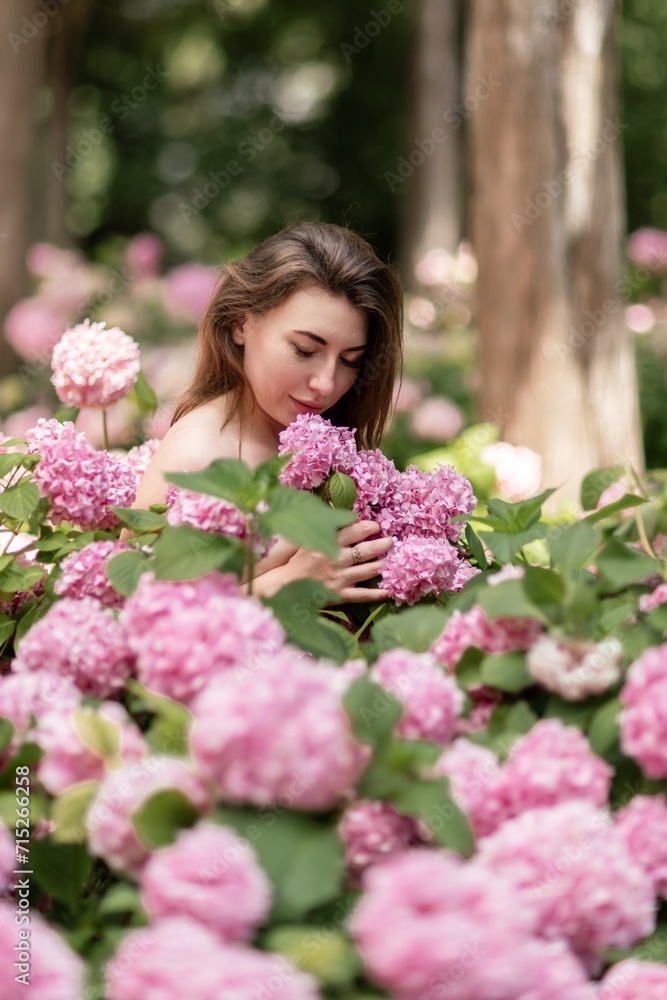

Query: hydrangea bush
<box><xmin>1</xmin><ymin>316</ymin><xmax>667</xmax><ymax>998</ymax></box>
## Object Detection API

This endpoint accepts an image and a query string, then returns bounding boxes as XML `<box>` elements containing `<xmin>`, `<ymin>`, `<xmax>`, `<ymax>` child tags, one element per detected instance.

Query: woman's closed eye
<box><xmin>292</xmin><ymin>346</ymin><xmax>363</xmax><ymax>369</ymax></box>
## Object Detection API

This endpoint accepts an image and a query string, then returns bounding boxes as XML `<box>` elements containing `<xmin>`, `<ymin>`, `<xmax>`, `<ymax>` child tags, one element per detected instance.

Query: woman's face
<box><xmin>232</xmin><ymin>285</ymin><xmax>368</xmax><ymax>440</ymax></box>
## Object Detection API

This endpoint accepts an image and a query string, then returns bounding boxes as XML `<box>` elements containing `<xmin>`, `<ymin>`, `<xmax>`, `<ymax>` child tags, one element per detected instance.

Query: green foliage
<box><xmin>262</xmin><ymin>579</ymin><xmax>357</xmax><ymax>663</ymax></box>
<box><xmin>133</xmin><ymin>789</ymin><xmax>200</xmax><ymax>850</ymax></box>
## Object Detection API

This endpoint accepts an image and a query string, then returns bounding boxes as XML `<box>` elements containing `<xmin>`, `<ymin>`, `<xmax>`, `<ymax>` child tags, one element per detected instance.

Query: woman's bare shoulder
<box><xmin>156</xmin><ymin>397</ymin><xmax>238</xmax><ymax>468</ymax></box>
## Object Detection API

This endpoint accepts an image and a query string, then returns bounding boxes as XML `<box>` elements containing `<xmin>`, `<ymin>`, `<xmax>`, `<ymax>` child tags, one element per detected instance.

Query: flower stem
<box><xmin>102</xmin><ymin>410</ymin><xmax>110</xmax><ymax>451</ymax></box>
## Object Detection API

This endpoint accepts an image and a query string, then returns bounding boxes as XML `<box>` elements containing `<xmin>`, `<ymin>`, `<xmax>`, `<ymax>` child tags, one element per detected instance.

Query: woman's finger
<box><xmin>337</xmin><ymin>520</ymin><xmax>381</xmax><ymax>548</ymax></box>
<box><xmin>346</xmin><ymin>558</ymin><xmax>387</xmax><ymax>581</ymax></box>
<box><xmin>336</xmin><ymin>586</ymin><xmax>392</xmax><ymax>604</ymax></box>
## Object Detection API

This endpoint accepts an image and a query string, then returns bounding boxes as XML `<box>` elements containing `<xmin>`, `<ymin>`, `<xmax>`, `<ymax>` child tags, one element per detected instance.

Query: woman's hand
<box><xmin>282</xmin><ymin>520</ymin><xmax>393</xmax><ymax>604</ymax></box>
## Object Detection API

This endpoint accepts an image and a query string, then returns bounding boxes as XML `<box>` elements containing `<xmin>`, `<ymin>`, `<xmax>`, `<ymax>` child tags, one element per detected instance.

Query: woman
<box><xmin>132</xmin><ymin>221</ymin><xmax>404</xmax><ymax>603</ymax></box>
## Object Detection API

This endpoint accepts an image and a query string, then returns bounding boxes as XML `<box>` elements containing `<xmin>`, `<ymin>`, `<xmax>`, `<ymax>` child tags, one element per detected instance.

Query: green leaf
<box><xmin>264</xmin><ymin>925</ymin><xmax>362</xmax><ymax>985</ymax></box>
<box><xmin>343</xmin><ymin>672</ymin><xmax>403</xmax><ymax>749</ymax></box>
<box><xmin>479</xmin><ymin>522</ymin><xmax>547</xmax><ymax>563</ymax></box>
<box><xmin>133</xmin><ymin>789</ymin><xmax>199</xmax><ymax>850</ymax></box>
<box><xmin>582</xmin><ymin>494</ymin><xmax>647</xmax><ymax>524</ymax></box>
<box><xmin>544</xmin><ymin>693</ymin><xmax>604</xmax><ymax>730</ymax></box>
<box><xmin>645</xmin><ymin>603</ymin><xmax>667</xmax><ymax>633</ymax></box>
<box><xmin>480</xmin><ymin>651</ymin><xmax>533</xmax><ymax>692</ymax></box>
<box><xmin>51</xmin><ymin>781</ymin><xmax>100</xmax><ymax>844</ymax></box>
<box><xmin>480</xmin><ymin>489</ymin><xmax>555</xmax><ymax>534</ymax></box>
<box><xmin>108</xmin><ymin>507</ymin><xmax>167</xmax><ymax>532</ymax></box>
<box><xmin>128</xmin><ymin>682</ymin><xmax>192</xmax><ymax>757</ymax></box>
<box><xmin>130</xmin><ymin>370</ymin><xmax>158</xmax><ymax>414</ymax></box>
<box><xmin>215</xmin><ymin>808</ymin><xmax>345</xmax><ymax>920</ymax></box>
<box><xmin>464</xmin><ymin>523</ymin><xmax>488</xmax><ymax>569</ymax></box>
<box><xmin>521</xmin><ymin>565</ymin><xmax>565</xmax><ymax>606</ymax></box>
<box><xmin>0</xmin><ymin>560</ymin><xmax>45</xmax><ymax>595</ymax></box>
<box><xmin>0</xmin><ymin>613</ymin><xmax>16</xmax><ymax>645</ymax></box>
<box><xmin>328</xmin><ymin>471</ymin><xmax>358</xmax><ymax>509</ymax></box>
<box><xmin>31</xmin><ymin>839</ymin><xmax>92</xmax><ymax>912</ymax></box>
<box><xmin>587</xmin><ymin>697</ymin><xmax>621</xmax><ymax>757</ymax></box>
<box><xmin>365</xmin><ymin>604</ymin><xmax>448</xmax><ymax>661</ymax></box>
<box><xmin>474</xmin><ymin>579</ymin><xmax>544</xmax><ymax>621</ymax></box>
<box><xmin>14</xmin><ymin>600</ymin><xmax>51</xmax><ymax>647</ymax></box>
<box><xmin>166</xmin><ymin>459</ymin><xmax>253</xmax><ymax>508</ymax></box>
<box><xmin>0</xmin><ymin>479</ymin><xmax>40</xmax><ymax>521</ymax></box>
<box><xmin>0</xmin><ymin>453</ymin><xmax>27</xmax><ymax>477</ymax></box>
<box><xmin>71</xmin><ymin>709</ymin><xmax>121</xmax><ymax>761</ymax></box>
<box><xmin>106</xmin><ymin>550</ymin><xmax>153</xmax><ymax>597</ymax></box>
<box><xmin>548</xmin><ymin>521</ymin><xmax>598</xmax><ymax>574</ymax></box>
<box><xmin>391</xmin><ymin>776</ymin><xmax>473</xmax><ymax>857</ymax></box>
<box><xmin>595</xmin><ymin>538</ymin><xmax>657</xmax><ymax>592</ymax></box>
<box><xmin>0</xmin><ymin>718</ymin><xmax>14</xmax><ymax>755</ymax></box>
<box><xmin>580</xmin><ymin>466</ymin><xmax>625</xmax><ymax>510</ymax></box>
<box><xmin>97</xmin><ymin>884</ymin><xmax>143</xmax><ymax>917</ymax></box>
<box><xmin>54</xmin><ymin>405</ymin><xmax>80</xmax><ymax>423</ymax></box>
<box><xmin>261</xmin><ymin>579</ymin><xmax>356</xmax><ymax>664</ymax></box>
<box><xmin>151</xmin><ymin>524</ymin><xmax>243</xmax><ymax>580</ymax></box>
<box><xmin>261</xmin><ymin>485</ymin><xmax>356</xmax><ymax>560</ymax></box>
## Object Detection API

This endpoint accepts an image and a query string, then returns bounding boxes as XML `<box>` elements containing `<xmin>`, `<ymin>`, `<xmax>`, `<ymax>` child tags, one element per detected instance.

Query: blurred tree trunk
<box><xmin>466</xmin><ymin>0</ymin><xmax>643</xmax><ymax>503</ymax></box>
<box><xmin>0</xmin><ymin>0</ymin><xmax>46</xmax><ymax>376</ymax></box>
<box><xmin>400</xmin><ymin>0</ymin><xmax>462</xmax><ymax>284</ymax></box>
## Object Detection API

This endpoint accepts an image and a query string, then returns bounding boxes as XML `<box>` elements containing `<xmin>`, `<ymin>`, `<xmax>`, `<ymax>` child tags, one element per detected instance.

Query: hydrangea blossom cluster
<box><xmin>278</xmin><ymin>413</ymin><xmax>357</xmax><ymax>489</ymax></box>
<box><xmin>350</xmin><ymin>850</ymin><xmax>593</xmax><ymax>1000</ymax></box>
<box><xmin>54</xmin><ymin>539</ymin><xmax>130</xmax><ymax>608</ymax></box>
<box><xmin>338</xmin><ymin>800</ymin><xmax>426</xmax><ymax>879</ymax></box>
<box><xmin>121</xmin><ymin>573</ymin><xmax>284</xmax><ymax>704</ymax></box>
<box><xmin>50</xmin><ymin>319</ymin><xmax>141</xmax><ymax>408</ymax></box>
<box><xmin>620</xmin><ymin>642</ymin><xmax>667</xmax><ymax>778</ymax></box>
<box><xmin>139</xmin><ymin>822</ymin><xmax>271</xmax><ymax>941</ymax></box>
<box><xmin>378</xmin><ymin>535</ymin><xmax>475</xmax><ymax>605</ymax></box>
<box><xmin>614</xmin><ymin>794</ymin><xmax>667</xmax><ymax>897</ymax></box>
<box><xmin>165</xmin><ymin>484</ymin><xmax>271</xmax><ymax>558</ymax></box>
<box><xmin>431</xmin><ymin>605</ymin><xmax>542</xmax><ymax>670</ymax></box>
<box><xmin>526</xmin><ymin>635</ymin><xmax>623</xmax><ymax>701</ymax></box>
<box><xmin>13</xmin><ymin>596</ymin><xmax>134</xmax><ymax>698</ymax></box>
<box><xmin>0</xmin><ymin>670</ymin><xmax>80</xmax><ymax>761</ymax></box>
<box><xmin>433</xmin><ymin>738</ymin><xmax>500</xmax><ymax>838</ymax></box>
<box><xmin>190</xmin><ymin>647</ymin><xmax>369</xmax><ymax>810</ymax></box>
<box><xmin>34</xmin><ymin>702</ymin><xmax>145</xmax><ymax>796</ymax></box>
<box><xmin>105</xmin><ymin>917</ymin><xmax>320</xmax><ymax>1000</ymax></box>
<box><xmin>476</xmin><ymin>800</ymin><xmax>655</xmax><ymax>971</ymax></box>
<box><xmin>480</xmin><ymin>440</ymin><xmax>542</xmax><ymax>502</ymax></box>
<box><xmin>27</xmin><ymin>418</ymin><xmax>136</xmax><ymax>530</ymax></box>
<box><xmin>371</xmin><ymin>649</ymin><xmax>463</xmax><ymax>744</ymax></box>
<box><xmin>0</xmin><ymin>901</ymin><xmax>85</xmax><ymax>1000</ymax></box>
<box><xmin>86</xmin><ymin>757</ymin><xmax>210</xmax><ymax>877</ymax></box>
<box><xmin>596</xmin><ymin>959</ymin><xmax>667</xmax><ymax>998</ymax></box>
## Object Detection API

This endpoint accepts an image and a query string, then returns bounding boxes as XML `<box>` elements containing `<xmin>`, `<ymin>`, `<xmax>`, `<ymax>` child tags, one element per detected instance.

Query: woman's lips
<box><xmin>290</xmin><ymin>397</ymin><xmax>325</xmax><ymax>413</ymax></box>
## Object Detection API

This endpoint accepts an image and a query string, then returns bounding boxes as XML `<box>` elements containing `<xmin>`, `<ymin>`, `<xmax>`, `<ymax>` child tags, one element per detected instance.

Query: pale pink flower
<box><xmin>121</xmin><ymin>573</ymin><xmax>283</xmax><ymax>704</ymax></box>
<box><xmin>481</xmin><ymin>440</ymin><xmax>542</xmax><ymax>501</ymax></box>
<box><xmin>139</xmin><ymin>822</ymin><xmax>271</xmax><ymax>941</ymax></box>
<box><xmin>165</xmin><ymin>483</ymin><xmax>272</xmax><ymax>558</ymax></box>
<box><xmin>278</xmin><ymin>413</ymin><xmax>357</xmax><ymax>490</ymax></box>
<box><xmin>394</xmin><ymin>463</ymin><xmax>476</xmax><ymax>543</ymax></box>
<box><xmin>627</xmin><ymin>226</ymin><xmax>667</xmax><ymax>270</ymax></box>
<box><xmin>639</xmin><ymin>582</ymin><xmax>667</xmax><ymax>613</ymax></box>
<box><xmin>379</xmin><ymin>535</ymin><xmax>465</xmax><ymax>605</ymax></box>
<box><xmin>105</xmin><ymin>917</ymin><xmax>320</xmax><ymax>1000</ymax></box>
<box><xmin>433</xmin><ymin>738</ymin><xmax>500</xmax><ymax>839</ymax></box>
<box><xmin>51</xmin><ymin>319</ymin><xmax>141</xmax><ymax>408</ymax></box>
<box><xmin>615</xmin><ymin>794</ymin><xmax>667</xmax><ymax>897</ymax></box>
<box><xmin>620</xmin><ymin>643</ymin><xmax>667</xmax><ymax>778</ymax></box>
<box><xmin>162</xmin><ymin>263</ymin><xmax>219</xmax><ymax>323</ymax></box>
<box><xmin>410</xmin><ymin>396</ymin><xmax>466</xmax><ymax>441</ymax></box>
<box><xmin>4</xmin><ymin>297</ymin><xmax>68</xmax><ymax>362</ymax></box>
<box><xmin>349</xmin><ymin>448</ymin><xmax>402</xmax><ymax>517</ymax></box>
<box><xmin>86</xmin><ymin>757</ymin><xmax>210</xmax><ymax>876</ymax></box>
<box><xmin>0</xmin><ymin>670</ymin><xmax>80</xmax><ymax>745</ymax></box>
<box><xmin>124</xmin><ymin>438</ymin><xmax>161</xmax><ymax>484</ymax></box>
<box><xmin>0</xmin><ymin>822</ymin><xmax>14</xmax><ymax>891</ymax></box>
<box><xmin>13</xmin><ymin>596</ymin><xmax>134</xmax><ymax>698</ymax></box>
<box><xmin>371</xmin><ymin>648</ymin><xmax>463</xmax><ymax>744</ymax></box>
<box><xmin>126</xmin><ymin>232</ymin><xmax>163</xmax><ymax>280</ymax></box>
<box><xmin>54</xmin><ymin>540</ymin><xmax>131</xmax><ymax>608</ymax></box>
<box><xmin>0</xmin><ymin>901</ymin><xmax>85</xmax><ymax>1000</ymax></box>
<box><xmin>476</xmin><ymin>800</ymin><xmax>655</xmax><ymax>971</ymax></box>
<box><xmin>338</xmin><ymin>801</ymin><xmax>426</xmax><ymax>879</ymax></box>
<box><xmin>26</xmin><ymin>242</ymin><xmax>83</xmax><ymax>278</ymax></box>
<box><xmin>596</xmin><ymin>958</ymin><xmax>667</xmax><ymax>998</ymax></box>
<box><xmin>526</xmin><ymin>635</ymin><xmax>623</xmax><ymax>700</ymax></box>
<box><xmin>34</xmin><ymin>701</ymin><xmax>146</xmax><ymax>796</ymax></box>
<box><xmin>431</xmin><ymin>605</ymin><xmax>542</xmax><ymax>670</ymax></box>
<box><xmin>392</xmin><ymin>376</ymin><xmax>424</xmax><ymax>413</ymax></box>
<box><xmin>190</xmin><ymin>648</ymin><xmax>369</xmax><ymax>810</ymax></box>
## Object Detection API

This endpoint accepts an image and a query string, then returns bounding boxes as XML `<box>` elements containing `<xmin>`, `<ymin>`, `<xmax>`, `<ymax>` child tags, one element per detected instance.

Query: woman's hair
<box><xmin>170</xmin><ymin>221</ymin><xmax>404</xmax><ymax>450</ymax></box>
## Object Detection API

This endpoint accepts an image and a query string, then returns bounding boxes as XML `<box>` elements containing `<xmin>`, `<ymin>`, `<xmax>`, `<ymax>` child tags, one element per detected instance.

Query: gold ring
<box><xmin>352</xmin><ymin>544</ymin><xmax>365</xmax><ymax>565</ymax></box>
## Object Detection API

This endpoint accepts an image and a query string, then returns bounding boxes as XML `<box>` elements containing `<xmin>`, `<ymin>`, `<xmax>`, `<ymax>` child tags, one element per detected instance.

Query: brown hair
<box><xmin>170</xmin><ymin>221</ymin><xmax>404</xmax><ymax>451</ymax></box>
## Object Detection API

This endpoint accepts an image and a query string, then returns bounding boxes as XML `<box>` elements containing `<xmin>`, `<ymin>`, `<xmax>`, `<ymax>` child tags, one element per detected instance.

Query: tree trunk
<box><xmin>0</xmin><ymin>0</ymin><xmax>46</xmax><ymax>376</ymax></box>
<box><xmin>400</xmin><ymin>0</ymin><xmax>463</xmax><ymax>283</ymax></box>
<box><xmin>466</xmin><ymin>0</ymin><xmax>643</xmax><ymax>503</ymax></box>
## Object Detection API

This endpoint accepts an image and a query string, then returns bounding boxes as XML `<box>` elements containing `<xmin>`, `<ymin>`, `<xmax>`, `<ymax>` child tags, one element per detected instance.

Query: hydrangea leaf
<box><xmin>391</xmin><ymin>776</ymin><xmax>474</xmax><ymax>858</ymax></box>
<box><xmin>265</xmin><ymin>925</ymin><xmax>362</xmax><ymax>985</ymax></box>
<box><xmin>580</xmin><ymin>466</ymin><xmax>625</xmax><ymax>510</ymax></box>
<box><xmin>343</xmin><ymin>672</ymin><xmax>403</xmax><ymax>750</ymax></box>
<box><xmin>587</xmin><ymin>697</ymin><xmax>622</xmax><ymax>757</ymax></box>
<box><xmin>0</xmin><ymin>479</ymin><xmax>40</xmax><ymax>521</ymax></box>
<box><xmin>51</xmin><ymin>780</ymin><xmax>100</xmax><ymax>844</ymax></box>
<box><xmin>30</xmin><ymin>839</ymin><xmax>93</xmax><ymax>913</ymax></box>
<box><xmin>151</xmin><ymin>524</ymin><xmax>243</xmax><ymax>580</ymax></box>
<box><xmin>595</xmin><ymin>538</ymin><xmax>657</xmax><ymax>593</ymax></box>
<box><xmin>132</xmin><ymin>789</ymin><xmax>200</xmax><ymax>850</ymax></box>
<box><xmin>480</xmin><ymin>651</ymin><xmax>532</xmax><ymax>692</ymax></box>
<box><xmin>261</xmin><ymin>485</ymin><xmax>356</xmax><ymax>560</ymax></box>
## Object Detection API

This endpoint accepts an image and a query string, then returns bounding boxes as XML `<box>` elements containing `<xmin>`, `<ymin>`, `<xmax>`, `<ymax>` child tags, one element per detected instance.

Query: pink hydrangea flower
<box><xmin>86</xmin><ymin>756</ymin><xmax>210</xmax><ymax>877</ymax></box>
<box><xmin>13</xmin><ymin>596</ymin><xmax>134</xmax><ymax>698</ymax></box>
<box><xmin>639</xmin><ymin>582</ymin><xmax>667</xmax><ymax>613</ymax></box>
<box><xmin>481</xmin><ymin>441</ymin><xmax>542</xmax><ymax>502</ymax></box>
<box><xmin>26</xmin><ymin>418</ymin><xmax>136</xmax><ymax>530</ymax></box>
<box><xmin>433</xmin><ymin>738</ymin><xmax>501</xmax><ymax>839</ymax></box>
<box><xmin>620</xmin><ymin>643</ymin><xmax>667</xmax><ymax>778</ymax></box>
<box><xmin>165</xmin><ymin>484</ymin><xmax>272</xmax><ymax>558</ymax></box>
<box><xmin>34</xmin><ymin>702</ymin><xmax>146</xmax><ymax>796</ymax></box>
<box><xmin>614</xmin><ymin>794</ymin><xmax>667</xmax><ymax>897</ymax></box>
<box><xmin>278</xmin><ymin>413</ymin><xmax>357</xmax><ymax>490</ymax></box>
<box><xmin>139</xmin><ymin>822</ymin><xmax>271</xmax><ymax>941</ymax></box>
<box><xmin>371</xmin><ymin>648</ymin><xmax>463</xmax><ymax>744</ymax></box>
<box><xmin>51</xmin><ymin>319</ymin><xmax>141</xmax><ymax>408</ymax></box>
<box><xmin>379</xmin><ymin>535</ymin><xmax>466</xmax><ymax>605</ymax></box>
<box><xmin>526</xmin><ymin>635</ymin><xmax>623</xmax><ymax>701</ymax></box>
<box><xmin>476</xmin><ymin>800</ymin><xmax>655</xmax><ymax>971</ymax></box>
<box><xmin>0</xmin><ymin>822</ymin><xmax>14</xmax><ymax>891</ymax></box>
<box><xmin>627</xmin><ymin>226</ymin><xmax>667</xmax><ymax>270</ymax></box>
<box><xmin>162</xmin><ymin>263</ymin><xmax>218</xmax><ymax>323</ymax></box>
<box><xmin>54</xmin><ymin>539</ymin><xmax>131</xmax><ymax>608</ymax></box>
<box><xmin>124</xmin><ymin>438</ymin><xmax>161</xmax><ymax>484</ymax></box>
<box><xmin>350</xmin><ymin>851</ymin><xmax>592</xmax><ymax>1000</ymax></box>
<box><xmin>126</xmin><ymin>232</ymin><xmax>163</xmax><ymax>280</ymax></box>
<box><xmin>455</xmin><ymin>684</ymin><xmax>502</xmax><ymax>734</ymax></box>
<box><xmin>410</xmin><ymin>396</ymin><xmax>466</xmax><ymax>441</ymax></box>
<box><xmin>349</xmin><ymin>448</ymin><xmax>402</xmax><ymax>519</ymax></box>
<box><xmin>431</xmin><ymin>605</ymin><xmax>542</xmax><ymax>670</ymax></box>
<box><xmin>482</xmin><ymin>719</ymin><xmax>612</xmax><ymax>835</ymax></box>
<box><xmin>121</xmin><ymin>573</ymin><xmax>284</xmax><ymax>704</ymax></box>
<box><xmin>190</xmin><ymin>648</ymin><xmax>369</xmax><ymax>810</ymax></box>
<box><xmin>0</xmin><ymin>901</ymin><xmax>85</xmax><ymax>1000</ymax></box>
<box><xmin>0</xmin><ymin>670</ymin><xmax>80</xmax><ymax>750</ymax></box>
<box><xmin>395</xmin><ymin>463</ymin><xmax>476</xmax><ymax>543</ymax></box>
<box><xmin>338</xmin><ymin>800</ymin><xmax>426</xmax><ymax>879</ymax></box>
<box><xmin>596</xmin><ymin>958</ymin><xmax>667</xmax><ymax>998</ymax></box>
<box><xmin>4</xmin><ymin>296</ymin><xmax>68</xmax><ymax>362</ymax></box>
<box><xmin>105</xmin><ymin>916</ymin><xmax>320</xmax><ymax>1000</ymax></box>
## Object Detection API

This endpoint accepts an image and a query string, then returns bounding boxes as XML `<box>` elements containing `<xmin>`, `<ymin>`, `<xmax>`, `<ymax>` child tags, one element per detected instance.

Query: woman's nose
<box><xmin>309</xmin><ymin>365</ymin><xmax>335</xmax><ymax>397</ymax></box>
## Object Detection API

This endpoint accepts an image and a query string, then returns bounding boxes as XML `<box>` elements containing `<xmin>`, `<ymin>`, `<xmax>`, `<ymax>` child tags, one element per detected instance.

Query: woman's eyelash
<box><xmin>292</xmin><ymin>346</ymin><xmax>363</xmax><ymax>369</ymax></box>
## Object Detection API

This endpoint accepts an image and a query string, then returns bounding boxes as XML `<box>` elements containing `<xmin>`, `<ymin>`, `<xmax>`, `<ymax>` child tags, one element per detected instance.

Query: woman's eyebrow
<box><xmin>291</xmin><ymin>330</ymin><xmax>367</xmax><ymax>352</ymax></box>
